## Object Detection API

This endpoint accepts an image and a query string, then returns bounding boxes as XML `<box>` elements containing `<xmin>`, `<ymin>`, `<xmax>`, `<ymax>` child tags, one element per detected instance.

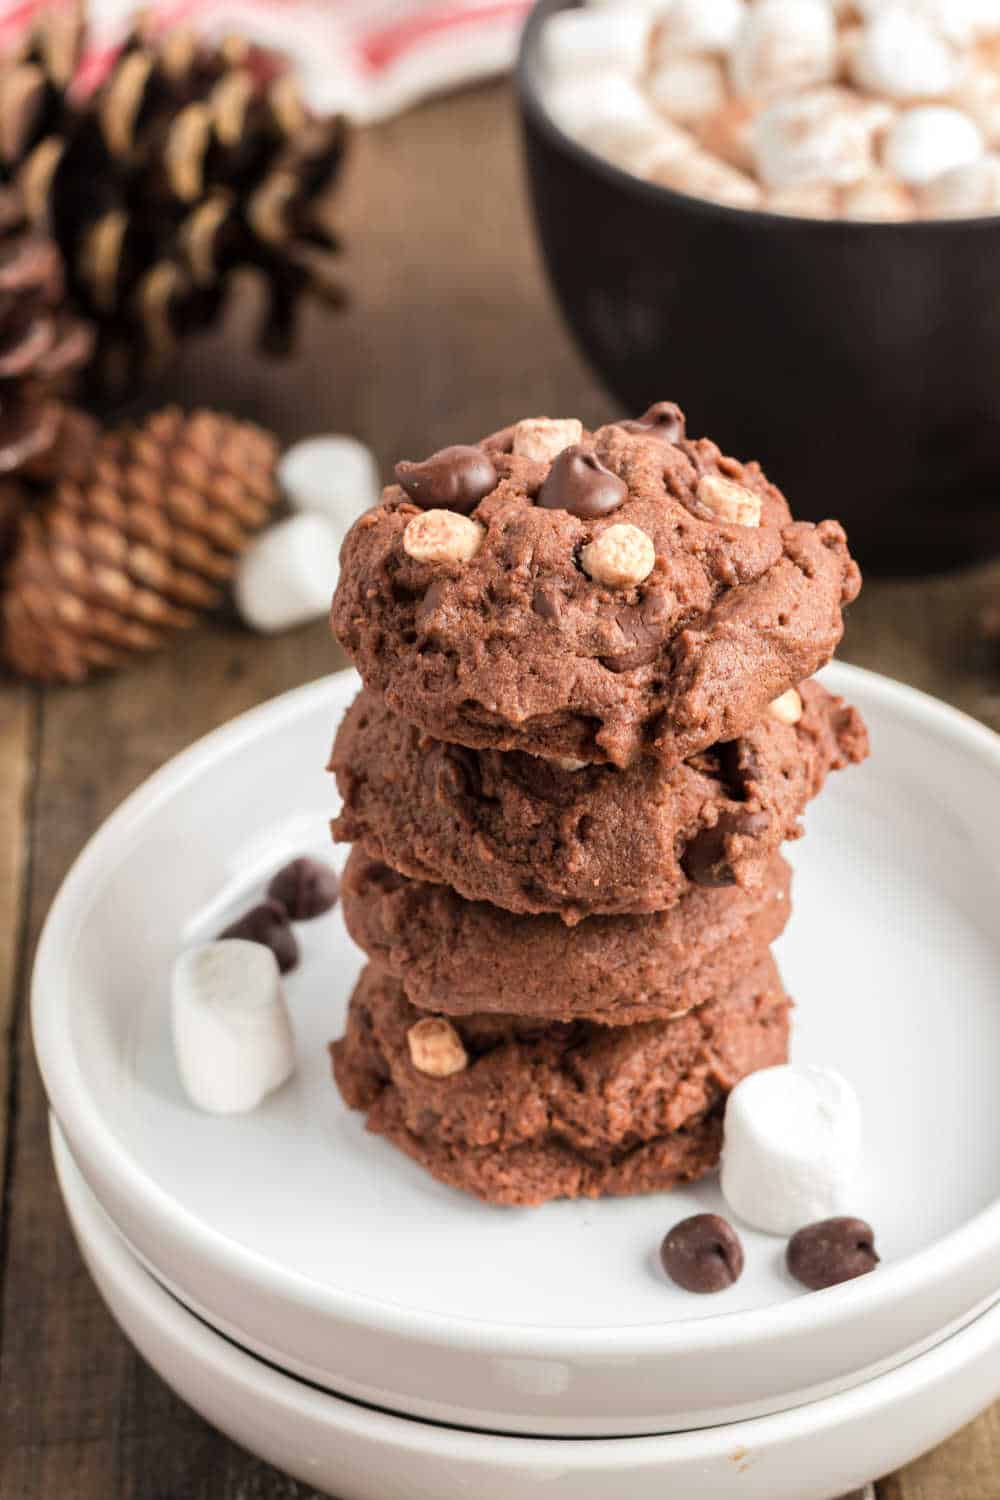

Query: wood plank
<box><xmin>879</xmin><ymin>1408</ymin><xmax>1000</xmax><ymax>1500</ymax></box>
<box><xmin>0</xmin><ymin>681</ymin><xmax>33</xmax><ymax>1211</ymax></box>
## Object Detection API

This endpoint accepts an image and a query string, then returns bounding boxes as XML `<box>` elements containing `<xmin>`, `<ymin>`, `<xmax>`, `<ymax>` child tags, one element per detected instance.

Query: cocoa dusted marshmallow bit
<box><xmin>403</xmin><ymin>508</ymin><xmax>485</xmax><ymax>564</ymax></box>
<box><xmin>581</xmin><ymin>522</ymin><xmax>656</xmax><ymax>588</ymax></box>
<box><xmin>406</xmin><ymin>1016</ymin><xmax>468</xmax><ymax>1077</ymax></box>
<box><xmin>696</xmin><ymin>473</ymin><xmax>762</xmax><ymax>527</ymax></box>
<box><xmin>511</xmin><ymin>416</ymin><xmax>583</xmax><ymax>463</ymax></box>
<box><xmin>768</xmin><ymin>688</ymin><xmax>804</xmax><ymax>726</ymax></box>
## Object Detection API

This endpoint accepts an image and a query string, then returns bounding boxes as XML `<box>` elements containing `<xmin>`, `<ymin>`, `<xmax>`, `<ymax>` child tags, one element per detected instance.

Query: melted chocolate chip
<box><xmin>532</xmin><ymin>582</ymin><xmax>563</xmax><ymax>622</ymax></box>
<box><xmin>538</xmin><ymin>445</ymin><xmax>627</xmax><ymax>519</ymax></box>
<box><xmin>395</xmin><ymin>445</ymin><xmax>497</xmax><ymax>514</ymax></box>
<box><xmin>786</xmin><ymin>1218</ymin><xmax>879</xmax><ymax>1290</ymax></box>
<box><xmin>600</xmin><ymin>641</ymin><xmax>661</xmax><ymax>673</ymax></box>
<box><xmin>618</xmin><ymin>401</ymin><xmax>686</xmax><ymax>444</ymax></box>
<box><xmin>219</xmin><ymin>899</ymin><xmax>300</xmax><ymax>973</ymax></box>
<box><xmin>267</xmin><ymin>857</ymin><xmax>340</xmax><ymax>920</ymax></box>
<box><xmin>660</xmin><ymin>1213</ymin><xmax>744</xmax><ymax>1293</ymax></box>
<box><xmin>682</xmin><ymin>808</ymin><xmax>772</xmax><ymax>887</ymax></box>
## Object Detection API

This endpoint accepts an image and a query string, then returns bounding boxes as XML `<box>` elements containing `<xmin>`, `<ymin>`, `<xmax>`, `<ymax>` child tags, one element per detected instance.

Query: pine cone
<box><xmin>1</xmin><ymin>5</ymin><xmax>347</xmax><ymax>382</ymax></box>
<box><xmin>0</xmin><ymin>185</ymin><xmax>94</xmax><ymax>476</ymax></box>
<box><xmin>2</xmin><ymin>405</ymin><xmax>280</xmax><ymax>682</ymax></box>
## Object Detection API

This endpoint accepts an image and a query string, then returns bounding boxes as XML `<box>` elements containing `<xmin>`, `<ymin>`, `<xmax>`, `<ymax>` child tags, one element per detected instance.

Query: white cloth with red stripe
<box><xmin>2</xmin><ymin>0</ymin><xmax>532</xmax><ymax>120</ymax></box>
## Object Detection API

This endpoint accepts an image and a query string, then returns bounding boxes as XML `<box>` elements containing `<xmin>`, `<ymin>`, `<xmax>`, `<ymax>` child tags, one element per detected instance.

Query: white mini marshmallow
<box><xmin>918</xmin><ymin>153</ymin><xmax>1000</xmax><ymax>214</ymax></box>
<box><xmin>721</xmin><ymin>1064</ymin><xmax>863</xmax><ymax>1236</ymax></box>
<box><xmin>279</xmin><ymin>435</ymin><xmax>380</xmax><ymax>526</ymax></box>
<box><xmin>652</xmin><ymin>0</ymin><xmax>746</xmax><ymax>58</ymax></box>
<box><xmin>729</xmin><ymin>0</ymin><xmax>837</xmax><ymax>102</ymax></box>
<box><xmin>172</xmin><ymin>941</ymin><xmax>295</xmax><ymax>1115</ymax></box>
<box><xmin>855</xmin><ymin>0</ymin><xmax>993</xmax><ymax>45</ymax></box>
<box><xmin>234</xmin><ymin>512</ymin><xmax>341</xmax><ymax>634</ymax></box>
<box><xmin>647</xmin><ymin>145</ymin><xmax>761</xmax><ymax>206</ymax></box>
<box><xmin>959</xmin><ymin>69</ymin><xmax>1000</xmax><ymax>149</ymax></box>
<box><xmin>841</xmin><ymin>170</ymin><xmax>916</xmax><ymax>218</ymax></box>
<box><xmin>545</xmin><ymin>73</ymin><xmax>666</xmax><ymax>163</ymax></box>
<box><xmin>539</xmin><ymin>6</ymin><xmax>652</xmax><ymax>77</ymax></box>
<box><xmin>764</xmin><ymin>182</ymin><xmax>838</xmax><ymax>216</ymax></box>
<box><xmin>751</xmin><ymin>88</ymin><xmax>886</xmax><ymax>189</ymax></box>
<box><xmin>647</xmin><ymin>55</ymin><xmax>727</xmax><ymax>124</ymax></box>
<box><xmin>881</xmin><ymin>105</ymin><xmax>984</xmax><ymax>184</ymax></box>
<box><xmin>850</xmin><ymin>9</ymin><xmax>961</xmax><ymax>100</ymax></box>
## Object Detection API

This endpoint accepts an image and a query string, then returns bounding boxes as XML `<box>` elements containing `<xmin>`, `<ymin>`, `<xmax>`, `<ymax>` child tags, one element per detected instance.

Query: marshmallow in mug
<box><xmin>729</xmin><ymin>0</ymin><xmax>837</xmax><ymax>102</ymax></box>
<box><xmin>849</xmin><ymin>8</ymin><xmax>962</xmax><ymax>100</ymax></box>
<box><xmin>882</xmin><ymin>106</ymin><xmax>984</xmax><ymax>184</ymax></box>
<box><xmin>720</xmin><ymin>1064</ymin><xmax>863</xmax><ymax>1237</ymax></box>
<box><xmin>751</xmin><ymin>88</ymin><xmax>891</xmax><ymax>190</ymax></box>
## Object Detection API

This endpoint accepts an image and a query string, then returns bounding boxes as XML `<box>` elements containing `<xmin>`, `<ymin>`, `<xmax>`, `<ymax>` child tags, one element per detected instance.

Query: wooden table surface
<box><xmin>2</xmin><ymin>79</ymin><xmax>1000</xmax><ymax>1500</ymax></box>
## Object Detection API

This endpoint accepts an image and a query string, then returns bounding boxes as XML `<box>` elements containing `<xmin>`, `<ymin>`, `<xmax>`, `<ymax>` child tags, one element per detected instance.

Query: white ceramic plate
<box><xmin>53</xmin><ymin>1118</ymin><xmax>1000</xmax><ymax>1500</ymax></box>
<box><xmin>33</xmin><ymin>664</ymin><xmax>1000</xmax><ymax>1436</ymax></box>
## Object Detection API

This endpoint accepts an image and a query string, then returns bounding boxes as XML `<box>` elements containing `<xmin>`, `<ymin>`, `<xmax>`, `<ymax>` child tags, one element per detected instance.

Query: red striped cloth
<box><xmin>1</xmin><ymin>0</ymin><xmax>533</xmax><ymax>119</ymax></box>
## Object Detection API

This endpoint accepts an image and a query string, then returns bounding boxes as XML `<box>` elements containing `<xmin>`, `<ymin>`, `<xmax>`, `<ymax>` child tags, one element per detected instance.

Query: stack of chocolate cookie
<box><xmin>328</xmin><ymin>405</ymin><xmax>865</xmax><ymax>1207</ymax></box>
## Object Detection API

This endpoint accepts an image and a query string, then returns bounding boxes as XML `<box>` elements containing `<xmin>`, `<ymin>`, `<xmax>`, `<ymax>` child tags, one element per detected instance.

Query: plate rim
<box><xmin>32</xmin><ymin>661</ymin><xmax>1000</xmax><ymax>1358</ymax></box>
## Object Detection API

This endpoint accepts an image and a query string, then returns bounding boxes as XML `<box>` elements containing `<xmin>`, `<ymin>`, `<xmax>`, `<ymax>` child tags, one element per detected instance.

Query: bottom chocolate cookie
<box><xmin>331</xmin><ymin>961</ymin><xmax>791</xmax><ymax>1207</ymax></box>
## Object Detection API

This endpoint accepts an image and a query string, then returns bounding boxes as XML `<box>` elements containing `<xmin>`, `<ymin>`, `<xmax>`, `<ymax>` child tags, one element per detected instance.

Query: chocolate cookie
<box><xmin>331</xmin><ymin>960</ymin><xmax>791</xmax><ymax>1206</ymax></box>
<box><xmin>332</xmin><ymin>680</ymin><xmax>865</xmax><ymax>922</ymax></box>
<box><xmin>342</xmin><ymin>850</ymin><xmax>791</xmax><ymax>1025</ymax></box>
<box><xmin>330</xmin><ymin>409</ymin><xmax>860</xmax><ymax>768</ymax></box>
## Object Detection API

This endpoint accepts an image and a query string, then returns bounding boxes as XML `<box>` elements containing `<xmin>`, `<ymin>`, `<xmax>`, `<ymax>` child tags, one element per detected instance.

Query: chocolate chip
<box><xmin>538</xmin><ymin>445</ymin><xmax>627</xmax><ymax>519</ymax></box>
<box><xmin>219</xmin><ymin>899</ymin><xmax>300</xmax><ymax>973</ymax></box>
<box><xmin>267</xmin><ymin>857</ymin><xmax>340</xmax><ymax>920</ymax></box>
<box><xmin>618</xmin><ymin>401</ymin><xmax>686</xmax><ymax>445</ymax></box>
<box><xmin>532</xmin><ymin>581</ymin><xmax>563</xmax><ymax>622</ymax></box>
<box><xmin>682</xmin><ymin>808</ymin><xmax>772</xmax><ymax>886</ymax></box>
<box><xmin>660</xmin><ymin>1213</ymin><xmax>744</xmax><ymax>1293</ymax></box>
<box><xmin>600</xmin><ymin>642</ymin><xmax>661</xmax><ymax>672</ymax></box>
<box><xmin>786</xmin><ymin>1218</ymin><xmax>879</xmax><ymax>1290</ymax></box>
<box><xmin>394</xmin><ymin>445</ymin><xmax>497</xmax><ymax>514</ymax></box>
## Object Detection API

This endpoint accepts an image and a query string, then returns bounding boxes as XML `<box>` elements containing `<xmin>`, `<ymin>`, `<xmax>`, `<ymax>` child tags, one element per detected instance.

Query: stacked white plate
<box><xmin>33</xmin><ymin>664</ymin><xmax>1000</xmax><ymax>1498</ymax></box>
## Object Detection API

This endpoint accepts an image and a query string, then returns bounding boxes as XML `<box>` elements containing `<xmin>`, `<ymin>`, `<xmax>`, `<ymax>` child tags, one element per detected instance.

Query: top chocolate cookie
<box><xmin>331</xmin><ymin>405</ymin><xmax>861</xmax><ymax>767</ymax></box>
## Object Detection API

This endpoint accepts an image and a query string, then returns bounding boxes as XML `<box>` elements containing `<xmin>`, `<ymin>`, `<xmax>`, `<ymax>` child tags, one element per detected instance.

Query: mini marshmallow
<box><xmin>279</xmin><ymin>435</ymin><xmax>381</xmax><ymax>526</ymax></box>
<box><xmin>850</xmin><ymin>9</ymin><xmax>961</xmax><ymax>100</ymax></box>
<box><xmin>918</xmin><ymin>153</ymin><xmax>1000</xmax><ymax>214</ymax></box>
<box><xmin>751</xmin><ymin>88</ymin><xmax>885</xmax><ymax>189</ymax></box>
<box><xmin>545</xmin><ymin>74</ymin><xmax>667</xmax><ymax>164</ymax></box>
<box><xmin>172</xmin><ymin>940</ymin><xmax>295</xmax><ymax>1115</ymax></box>
<box><xmin>729</xmin><ymin>0</ymin><xmax>837</xmax><ymax>103</ymax></box>
<box><xmin>721</xmin><ymin>1064</ymin><xmax>863</xmax><ymax>1236</ymax></box>
<box><xmin>959</xmin><ymin>69</ymin><xmax>1000</xmax><ymax>149</ymax></box>
<box><xmin>855</xmin><ymin>0</ymin><xmax>989</xmax><ymax>45</ymax></box>
<box><xmin>841</xmin><ymin>170</ymin><xmax>915</xmax><ymax>219</ymax></box>
<box><xmin>765</xmin><ymin>182</ymin><xmax>839</xmax><ymax>216</ymax></box>
<box><xmin>881</xmin><ymin>106</ymin><xmax>984</xmax><ymax>184</ymax></box>
<box><xmin>694</xmin><ymin>99</ymin><xmax>756</xmax><ymax>172</ymax></box>
<box><xmin>652</xmin><ymin>0</ymin><xmax>746</xmax><ymax>58</ymax></box>
<box><xmin>234</xmin><ymin>512</ymin><xmax>341</xmax><ymax>634</ymax></box>
<box><xmin>512</xmin><ymin>417</ymin><xmax>584</xmax><ymax>463</ymax></box>
<box><xmin>647</xmin><ymin>146</ymin><xmax>761</xmax><ymax>206</ymax></box>
<box><xmin>539</xmin><ymin>6</ymin><xmax>652</xmax><ymax>77</ymax></box>
<box><xmin>581</xmin><ymin>523</ymin><xmax>656</xmax><ymax>587</ymax></box>
<box><xmin>647</xmin><ymin>55</ymin><xmax>728</xmax><ymax>125</ymax></box>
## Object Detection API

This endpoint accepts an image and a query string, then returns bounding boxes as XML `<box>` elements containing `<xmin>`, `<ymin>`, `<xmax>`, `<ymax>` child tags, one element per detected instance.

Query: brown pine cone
<box><xmin>2</xmin><ymin>405</ymin><xmax>279</xmax><ymax>682</ymax></box>
<box><xmin>2</xmin><ymin>6</ymin><xmax>347</xmax><ymax>383</ymax></box>
<box><xmin>0</xmin><ymin>186</ymin><xmax>94</xmax><ymax>476</ymax></box>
